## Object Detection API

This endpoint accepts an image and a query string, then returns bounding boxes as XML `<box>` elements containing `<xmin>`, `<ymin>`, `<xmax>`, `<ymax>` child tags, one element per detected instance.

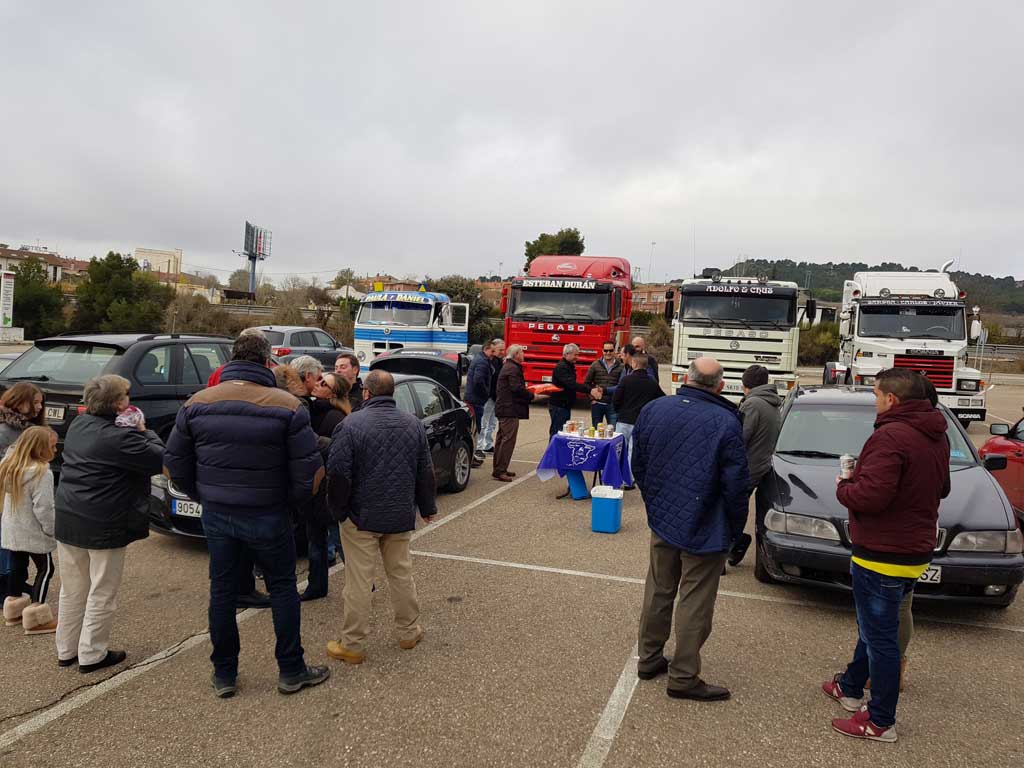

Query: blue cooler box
<box><xmin>591</xmin><ymin>486</ymin><xmax>623</xmax><ymax>533</ymax></box>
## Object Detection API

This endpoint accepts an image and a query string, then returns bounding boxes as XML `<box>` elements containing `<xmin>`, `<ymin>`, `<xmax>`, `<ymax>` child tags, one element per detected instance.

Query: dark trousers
<box><xmin>638</xmin><ymin>532</ymin><xmax>727</xmax><ymax>691</ymax></box>
<box><xmin>590</xmin><ymin>401</ymin><xmax>617</xmax><ymax>427</ymax></box>
<box><xmin>6</xmin><ymin>551</ymin><xmax>54</xmax><ymax>603</ymax></box>
<box><xmin>549</xmin><ymin>405</ymin><xmax>572</xmax><ymax>438</ymax></box>
<box><xmin>202</xmin><ymin>507</ymin><xmax>305</xmax><ymax>679</ymax></box>
<box><xmin>839</xmin><ymin>562</ymin><xmax>916</xmax><ymax>728</ymax></box>
<box><xmin>305</xmin><ymin>517</ymin><xmax>330</xmax><ymax>598</ymax></box>
<box><xmin>752</xmin><ymin>472</ymin><xmax>774</xmax><ymax>536</ymax></box>
<box><xmin>492</xmin><ymin>417</ymin><xmax>520</xmax><ymax>476</ymax></box>
<box><xmin>0</xmin><ymin>546</ymin><xmax>29</xmax><ymax>598</ymax></box>
<box><xmin>469</xmin><ymin>401</ymin><xmax>484</xmax><ymax>440</ymax></box>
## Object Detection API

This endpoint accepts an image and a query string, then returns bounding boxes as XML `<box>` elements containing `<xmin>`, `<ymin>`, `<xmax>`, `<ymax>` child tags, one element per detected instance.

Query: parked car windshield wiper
<box><xmin>776</xmin><ymin>449</ymin><xmax>842</xmax><ymax>459</ymax></box>
<box><xmin>719</xmin><ymin>317</ymin><xmax>753</xmax><ymax>329</ymax></box>
<box><xmin>4</xmin><ymin>375</ymin><xmax>50</xmax><ymax>382</ymax></box>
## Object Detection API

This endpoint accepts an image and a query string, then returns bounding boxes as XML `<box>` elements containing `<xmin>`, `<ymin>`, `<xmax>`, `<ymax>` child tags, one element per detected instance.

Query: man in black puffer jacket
<box><xmin>548</xmin><ymin>343</ymin><xmax>600</xmax><ymax>438</ymax></box>
<box><xmin>324</xmin><ymin>370</ymin><xmax>437</xmax><ymax>665</ymax></box>
<box><xmin>165</xmin><ymin>332</ymin><xmax>329</xmax><ymax>698</ymax></box>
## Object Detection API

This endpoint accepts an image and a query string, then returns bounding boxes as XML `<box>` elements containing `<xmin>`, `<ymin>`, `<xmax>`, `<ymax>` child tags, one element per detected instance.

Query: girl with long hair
<box><xmin>1</xmin><ymin>426</ymin><xmax>58</xmax><ymax>634</ymax></box>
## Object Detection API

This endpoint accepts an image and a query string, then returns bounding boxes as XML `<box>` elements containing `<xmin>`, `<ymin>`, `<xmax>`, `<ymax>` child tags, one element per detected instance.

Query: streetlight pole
<box><xmin>648</xmin><ymin>241</ymin><xmax>656</xmax><ymax>284</ymax></box>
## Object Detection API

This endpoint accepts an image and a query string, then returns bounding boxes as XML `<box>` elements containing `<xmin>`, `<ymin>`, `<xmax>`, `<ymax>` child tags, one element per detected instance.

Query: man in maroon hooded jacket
<box><xmin>823</xmin><ymin>369</ymin><xmax>950</xmax><ymax>744</ymax></box>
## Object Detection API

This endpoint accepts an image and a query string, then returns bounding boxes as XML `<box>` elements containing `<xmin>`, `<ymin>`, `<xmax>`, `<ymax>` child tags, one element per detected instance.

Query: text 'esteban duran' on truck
<box><xmin>500</xmin><ymin>255</ymin><xmax>633</xmax><ymax>388</ymax></box>
<box><xmin>822</xmin><ymin>261</ymin><xmax>986</xmax><ymax>429</ymax></box>
<box><xmin>670</xmin><ymin>272</ymin><xmax>809</xmax><ymax>401</ymax></box>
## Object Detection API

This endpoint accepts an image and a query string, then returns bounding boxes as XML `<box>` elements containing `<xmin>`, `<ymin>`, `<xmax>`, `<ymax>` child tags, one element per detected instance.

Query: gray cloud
<box><xmin>2</xmin><ymin>0</ymin><xmax>1021</xmax><ymax>282</ymax></box>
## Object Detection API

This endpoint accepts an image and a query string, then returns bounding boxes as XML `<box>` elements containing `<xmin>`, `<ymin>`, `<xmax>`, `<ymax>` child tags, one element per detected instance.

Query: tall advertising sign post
<box><xmin>0</xmin><ymin>271</ymin><xmax>24</xmax><ymax>342</ymax></box>
<box><xmin>243</xmin><ymin>221</ymin><xmax>272</xmax><ymax>296</ymax></box>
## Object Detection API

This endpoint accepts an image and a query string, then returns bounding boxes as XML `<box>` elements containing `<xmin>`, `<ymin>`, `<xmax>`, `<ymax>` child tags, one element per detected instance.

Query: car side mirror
<box><xmin>983</xmin><ymin>454</ymin><xmax>1008</xmax><ymax>472</ymax></box>
<box><xmin>989</xmin><ymin>423</ymin><xmax>1010</xmax><ymax>436</ymax></box>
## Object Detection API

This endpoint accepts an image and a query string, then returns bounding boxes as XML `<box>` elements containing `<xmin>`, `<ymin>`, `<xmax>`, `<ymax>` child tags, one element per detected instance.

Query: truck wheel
<box><xmin>843</xmin><ymin>369</ymin><xmax>853</xmax><ymax>386</ymax></box>
<box><xmin>822</xmin><ymin>366</ymin><xmax>833</xmax><ymax>385</ymax></box>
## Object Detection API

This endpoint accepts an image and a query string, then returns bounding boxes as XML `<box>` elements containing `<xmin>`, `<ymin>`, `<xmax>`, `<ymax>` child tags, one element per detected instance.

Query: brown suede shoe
<box><xmin>493</xmin><ymin>473</ymin><xmax>514</xmax><ymax>482</ymax></box>
<box><xmin>399</xmin><ymin>629</ymin><xmax>424</xmax><ymax>650</ymax></box>
<box><xmin>326</xmin><ymin>641</ymin><xmax>365</xmax><ymax>664</ymax></box>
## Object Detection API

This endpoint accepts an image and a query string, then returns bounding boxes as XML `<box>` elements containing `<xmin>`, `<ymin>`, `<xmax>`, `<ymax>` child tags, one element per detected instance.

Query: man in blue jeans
<box><xmin>823</xmin><ymin>369</ymin><xmax>949</xmax><ymax>743</ymax></box>
<box><xmin>166</xmin><ymin>332</ymin><xmax>329</xmax><ymax>698</ymax></box>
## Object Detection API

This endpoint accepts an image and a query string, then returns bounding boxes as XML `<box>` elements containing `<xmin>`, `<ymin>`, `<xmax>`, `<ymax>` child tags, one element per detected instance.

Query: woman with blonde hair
<box><xmin>1</xmin><ymin>426</ymin><xmax>59</xmax><ymax>633</ymax></box>
<box><xmin>0</xmin><ymin>382</ymin><xmax>47</xmax><ymax>602</ymax></box>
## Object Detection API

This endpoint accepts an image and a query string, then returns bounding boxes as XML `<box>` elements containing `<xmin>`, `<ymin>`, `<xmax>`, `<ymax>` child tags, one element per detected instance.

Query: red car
<box><xmin>980</xmin><ymin>409</ymin><xmax>1024</xmax><ymax>525</ymax></box>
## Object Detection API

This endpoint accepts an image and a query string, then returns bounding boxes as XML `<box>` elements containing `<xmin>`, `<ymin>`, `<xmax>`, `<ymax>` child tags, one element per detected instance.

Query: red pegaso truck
<box><xmin>500</xmin><ymin>255</ymin><xmax>633</xmax><ymax>387</ymax></box>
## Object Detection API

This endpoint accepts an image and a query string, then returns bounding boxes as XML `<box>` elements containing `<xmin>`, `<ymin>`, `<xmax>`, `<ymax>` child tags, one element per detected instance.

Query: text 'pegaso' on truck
<box><xmin>823</xmin><ymin>262</ymin><xmax>986</xmax><ymax>429</ymax></box>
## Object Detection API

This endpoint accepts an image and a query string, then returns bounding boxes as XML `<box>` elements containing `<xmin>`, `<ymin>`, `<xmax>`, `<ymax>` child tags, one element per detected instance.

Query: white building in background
<box><xmin>327</xmin><ymin>284</ymin><xmax>366</xmax><ymax>301</ymax></box>
<box><xmin>135</xmin><ymin>247</ymin><xmax>182</xmax><ymax>275</ymax></box>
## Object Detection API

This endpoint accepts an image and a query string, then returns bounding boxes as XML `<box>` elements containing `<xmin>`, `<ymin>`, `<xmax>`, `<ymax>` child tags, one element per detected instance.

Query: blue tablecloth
<box><xmin>537</xmin><ymin>433</ymin><xmax>632</xmax><ymax>489</ymax></box>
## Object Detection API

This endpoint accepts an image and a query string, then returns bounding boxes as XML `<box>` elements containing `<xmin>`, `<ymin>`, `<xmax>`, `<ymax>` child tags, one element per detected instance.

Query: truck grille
<box><xmin>893</xmin><ymin>355</ymin><xmax>954</xmax><ymax>388</ymax></box>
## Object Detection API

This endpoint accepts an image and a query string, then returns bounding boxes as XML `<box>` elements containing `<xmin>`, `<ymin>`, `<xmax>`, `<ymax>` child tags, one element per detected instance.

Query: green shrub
<box><xmin>799</xmin><ymin>322</ymin><xmax>840</xmax><ymax>366</ymax></box>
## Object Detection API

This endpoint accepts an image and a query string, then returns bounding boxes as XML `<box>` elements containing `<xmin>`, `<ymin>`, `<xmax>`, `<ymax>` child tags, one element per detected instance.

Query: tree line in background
<box><xmin>720</xmin><ymin>258</ymin><xmax>1024</xmax><ymax>314</ymax></box>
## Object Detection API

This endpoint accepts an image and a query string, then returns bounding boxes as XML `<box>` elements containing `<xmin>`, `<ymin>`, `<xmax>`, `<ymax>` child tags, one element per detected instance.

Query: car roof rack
<box><xmin>135</xmin><ymin>333</ymin><xmax>233</xmax><ymax>341</ymax></box>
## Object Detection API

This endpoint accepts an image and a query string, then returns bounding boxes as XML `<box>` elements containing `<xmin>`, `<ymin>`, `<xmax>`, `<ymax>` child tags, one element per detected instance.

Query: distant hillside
<box><xmin>710</xmin><ymin>259</ymin><xmax>1024</xmax><ymax>313</ymax></box>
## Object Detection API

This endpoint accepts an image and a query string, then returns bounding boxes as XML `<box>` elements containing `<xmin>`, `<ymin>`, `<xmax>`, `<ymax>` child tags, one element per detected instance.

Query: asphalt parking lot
<box><xmin>1</xmin><ymin>378</ymin><xmax>1022</xmax><ymax>767</ymax></box>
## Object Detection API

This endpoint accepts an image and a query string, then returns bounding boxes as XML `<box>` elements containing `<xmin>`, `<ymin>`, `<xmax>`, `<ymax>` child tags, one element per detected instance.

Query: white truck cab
<box><xmin>823</xmin><ymin>263</ymin><xmax>985</xmax><ymax>429</ymax></box>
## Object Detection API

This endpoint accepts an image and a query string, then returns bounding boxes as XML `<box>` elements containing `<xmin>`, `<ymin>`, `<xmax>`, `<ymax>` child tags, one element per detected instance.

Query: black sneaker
<box><xmin>57</xmin><ymin>656</ymin><xmax>77</xmax><ymax>668</ymax></box>
<box><xmin>212</xmin><ymin>674</ymin><xmax>237</xmax><ymax>699</ymax></box>
<box><xmin>80</xmin><ymin>650</ymin><xmax>127</xmax><ymax>674</ymax></box>
<box><xmin>278</xmin><ymin>665</ymin><xmax>331</xmax><ymax>695</ymax></box>
<box><xmin>237</xmin><ymin>590</ymin><xmax>271</xmax><ymax>609</ymax></box>
<box><xmin>482</xmin><ymin>447</ymin><xmax>495</xmax><ymax>454</ymax></box>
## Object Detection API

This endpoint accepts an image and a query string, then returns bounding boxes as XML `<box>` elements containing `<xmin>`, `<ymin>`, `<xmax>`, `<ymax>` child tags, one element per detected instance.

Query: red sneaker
<box><xmin>832</xmin><ymin>713</ymin><xmax>897</xmax><ymax>743</ymax></box>
<box><xmin>821</xmin><ymin>673</ymin><xmax>865</xmax><ymax>713</ymax></box>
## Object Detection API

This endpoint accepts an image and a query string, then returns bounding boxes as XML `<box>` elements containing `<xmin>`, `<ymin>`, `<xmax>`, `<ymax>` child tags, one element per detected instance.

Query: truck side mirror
<box><xmin>664</xmin><ymin>290</ymin><xmax>675</xmax><ymax>322</ymax></box>
<box><xmin>969</xmin><ymin>319</ymin><xmax>982</xmax><ymax>341</ymax></box>
<box><xmin>806</xmin><ymin>298</ymin><xmax>817</xmax><ymax>322</ymax></box>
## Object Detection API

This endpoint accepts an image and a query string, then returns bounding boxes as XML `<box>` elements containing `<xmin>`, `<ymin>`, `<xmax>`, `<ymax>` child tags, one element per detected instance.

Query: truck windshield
<box><xmin>857</xmin><ymin>305</ymin><xmax>965</xmax><ymax>340</ymax></box>
<box><xmin>681</xmin><ymin>295</ymin><xmax>795</xmax><ymax>326</ymax></box>
<box><xmin>357</xmin><ymin>301</ymin><xmax>433</xmax><ymax>327</ymax></box>
<box><xmin>510</xmin><ymin>288</ymin><xmax>610</xmax><ymax>322</ymax></box>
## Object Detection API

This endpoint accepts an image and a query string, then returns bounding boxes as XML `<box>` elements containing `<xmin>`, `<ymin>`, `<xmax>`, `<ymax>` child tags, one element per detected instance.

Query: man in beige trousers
<box><xmin>324</xmin><ymin>370</ymin><xmax>437</xmax><ymax>664</ymax></box>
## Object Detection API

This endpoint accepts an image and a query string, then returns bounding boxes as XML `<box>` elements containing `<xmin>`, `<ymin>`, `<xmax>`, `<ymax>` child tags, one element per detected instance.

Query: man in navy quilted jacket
<box><xmin>166</xmin><ymin>332</ymin><xmax>329</xmax><ymax>699</ymax></box>
<box><xmin>631</xmin><ymin>357</ymin><xmax>749</xmax><ymax>701</ymax></box>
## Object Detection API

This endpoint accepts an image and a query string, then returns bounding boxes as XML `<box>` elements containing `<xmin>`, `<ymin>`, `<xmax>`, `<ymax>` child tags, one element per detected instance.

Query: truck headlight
<box><xmin>356</xmin><ymin>351</ymin><xmax>366</xmax><ymax>361</ymax></box>
<box><xmin>857</xmin><ymin>375</ymin><xmax>876</xmax><ymax>386</ymax></box>
<box><xmin>948</xmin><ymin>530</ymin><xmax>1022</xmax><ymax>553</ymax></box>
<box><xmin>765</xmin><ymin>509</ymin><xmax>841</xmax><ymax>541</ymax></box>
<box><xmin>957</xmin><ymin>379</ymin><xmax>979</xmax><ymax>392</ymax></box>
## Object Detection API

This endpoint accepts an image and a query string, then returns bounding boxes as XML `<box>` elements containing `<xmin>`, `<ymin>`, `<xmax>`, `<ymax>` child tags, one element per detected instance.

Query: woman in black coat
<box><xmin>301</xmin><ymin>374</ymin><xmax>352</xmax><ymax>601</ymax></box>
<box><xmin>54</xmin><ymin>374</ymin><xmax>164</xmax><ymax>672</ymax></box>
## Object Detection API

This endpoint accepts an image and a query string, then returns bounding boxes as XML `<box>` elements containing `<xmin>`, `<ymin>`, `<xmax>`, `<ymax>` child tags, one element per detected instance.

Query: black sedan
<box><xmin>149</xmin><ymin>352</ymin><xmax>475</xmax><ymax>538</ymax></box>
<box><xmin>756</xmin><ymin>386</ymin><xmax>1024</xmax><ymax>607</ymax></box>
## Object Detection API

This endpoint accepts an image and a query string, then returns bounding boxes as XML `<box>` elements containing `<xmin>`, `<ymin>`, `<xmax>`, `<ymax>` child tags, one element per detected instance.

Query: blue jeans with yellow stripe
<box><xmin>839</xmin><ymin>561</ymin><xmax>917</xmax><ymax>728</ymax></box>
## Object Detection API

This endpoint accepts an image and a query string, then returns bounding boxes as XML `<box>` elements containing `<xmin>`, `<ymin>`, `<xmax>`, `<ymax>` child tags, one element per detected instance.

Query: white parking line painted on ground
<box><xmin>576</xmin><ymin>645</ymin><xmax>639</xmax><ymax>768</ymax></box>
<box><xmin>412</xmin><ymin>550</ymin><xmax>1024</xmax><ymax>634</ymax></box>
<box><xmin>411</xmin><ymin>470</ymin><xmax>537</xmax><ymax>541</ymax></box>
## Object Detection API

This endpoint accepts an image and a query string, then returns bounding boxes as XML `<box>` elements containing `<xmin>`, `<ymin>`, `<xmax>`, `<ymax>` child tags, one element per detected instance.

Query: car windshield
<box><xmin>357</xmin><ymin>301</ymin><xmax>433</xmax><ymax>327</ymax></box>
<box><xmin>857</xmin><ymin>304</ymin><xmax>965</xmax><ymax>340</ymax></box>
<box><xmin>776</xmin><ymin>403</ymin><xmax>975</xmax><ymax>467</ymax></box>
<box><xmin>681</xmin><ymin>294</ymin><xmax>795</xmax><ymax>326</ymax></box>
<box><xmin>510</xmin><ymin>288</ymin><xmax>610</xmax><ymax>321</ymax></box>
<box><xmin>1</xmin><ymin>343</ymin><xmax>120</xmax><ymax>385</ymax></box>
<box><xmin>262</xmin><ymin>331</ymin><xmax>285</xmax><ymax>345</ymax></box>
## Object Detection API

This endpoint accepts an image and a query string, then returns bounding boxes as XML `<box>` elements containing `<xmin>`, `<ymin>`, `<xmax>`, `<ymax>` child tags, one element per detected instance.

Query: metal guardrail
<box><xmin>970</xmin><ymin>344</ymin><xmax>1024</xmax><ymax>360</ymax></box>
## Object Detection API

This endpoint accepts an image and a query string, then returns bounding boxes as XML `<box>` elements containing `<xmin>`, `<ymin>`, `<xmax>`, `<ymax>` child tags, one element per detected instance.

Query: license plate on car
<box><xmin>918</xmin><ymin>566</ymin><xmax>942</xmax><ymax>584</ymax></box>
<box><xmin>541</xmin><ymin>375</ymin><xmax>552</xmax><ymax>383</ymax></box>
<box><xmin>45</xmin><ymin>405</ymin><xmax>65</xmax><ymax>421</ymax></box>
<box><xmin>173</xmin><ymin>500</ymin><xmax>203</xmax><ymax>518</ymax></box>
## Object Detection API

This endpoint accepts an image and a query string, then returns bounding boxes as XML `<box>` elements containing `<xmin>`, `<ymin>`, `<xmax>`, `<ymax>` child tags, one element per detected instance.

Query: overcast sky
<box><xmin>2</xmin><ymin>1</ymin><xmax>1022</xmax><ymax>283</ymax></box>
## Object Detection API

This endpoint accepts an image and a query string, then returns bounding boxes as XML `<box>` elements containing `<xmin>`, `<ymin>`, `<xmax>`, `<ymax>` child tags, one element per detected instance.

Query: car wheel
<box><xmin>754</xmin><ymin>539</ymin><xmax>774</xmax><ymax>584</ymax></box>
<box><xmin>445</xmin><ymin>440</ymin><xmax>473</xmax><ymax>493</ymax></box>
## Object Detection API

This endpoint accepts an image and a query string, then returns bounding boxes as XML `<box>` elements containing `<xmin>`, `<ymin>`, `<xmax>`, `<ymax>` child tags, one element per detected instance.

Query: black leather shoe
<box><xmin>278</xmin><ymin>665</ymin><xmax>330</xmax><ymax>695</ymax></box>
<box><xmin>237</xmin><ymin>590</ymin><xmax>272</xmax><ymax>609</ymax></box>
<box><xmin>57</xmin><ymin>656</ymin><xmax>77</xmax><ymax>668</ymax></box>
<box><xmin>667</xmin><ymin>680</ymin><xmax>731</xmax><ymax>701</ymax></box>
<box><xmin>637</xmin><ymin>656</ymin><xmax>669</xmax><ymax>680</ymax></box>
<box><xmin>728</xmin><ymin>533</ymin><xmax>752</xmax><ymax>567</ymax></box>
<box><xmin>80</xmin><ymin>650</ymin><xmax>127</xmax><ymax>674</ymax></box>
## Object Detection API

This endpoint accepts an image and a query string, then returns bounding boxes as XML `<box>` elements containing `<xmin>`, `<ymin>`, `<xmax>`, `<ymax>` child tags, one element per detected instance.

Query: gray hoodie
<box><xmin>739</xmin><ymin>383</ymin><xmax>783</xmax><ymax>486</ymax></box>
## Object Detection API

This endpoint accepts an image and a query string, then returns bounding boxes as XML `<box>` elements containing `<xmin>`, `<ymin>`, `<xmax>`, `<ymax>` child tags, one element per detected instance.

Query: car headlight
<box><xmin>948</xmin><ymin>530</ymin><xmax>1021</xmax><ymax>553</ymax></box>
<box><xmin>957</xmin><ymin>379</ymin><xmax>979</xmax><ymax>392</ymax></box>
<box><xmin>764</xmin><ymin>509</ymin><xmax>841</xmax><ymax>541</ymax></box>
<box><xmin>356</xmin><ymin>351</ymin><xmax>366</xmax><ymax>361</ymax></box>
